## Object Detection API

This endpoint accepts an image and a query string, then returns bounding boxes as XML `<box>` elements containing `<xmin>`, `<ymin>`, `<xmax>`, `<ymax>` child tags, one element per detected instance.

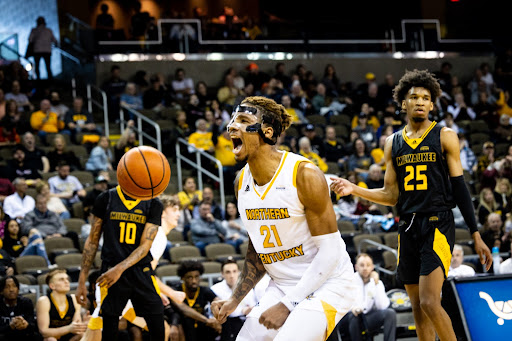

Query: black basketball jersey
<box><xmin>391</xmin><ymin>122</ymin><xmax>454</xmax><ymax>215</ymax></box>
<box><xmin>48</xmin><ymin>294</ymin><xmax>75</xmax><ymax>328</ymax></box>
<box><xmin>92</xmin><ymin>186</ymin><xmax>163</xmax><ymax>267</ymax></box>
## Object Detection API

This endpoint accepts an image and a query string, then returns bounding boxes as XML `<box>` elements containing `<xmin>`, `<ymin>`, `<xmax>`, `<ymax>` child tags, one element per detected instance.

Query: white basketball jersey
<box><xmin>237</xmin><ymin>151</ymin><xmax>353</xmax><ymax>289</ymax></box>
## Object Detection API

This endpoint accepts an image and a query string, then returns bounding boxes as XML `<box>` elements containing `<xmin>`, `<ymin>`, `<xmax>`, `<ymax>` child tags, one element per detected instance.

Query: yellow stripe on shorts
<box><xmin>321</xmin><ymin>300</ymin><xmax>337</xmax><ymax>340</ymax></box>
<box><xmin>433</xmin><ymin>228</ymin><xmax>451</xmax><ymax>277</ymax></box>
<box><xmin>151</xmin><ymin>275</ymin><xmax>161</xmax><ymax>295</ymax></box>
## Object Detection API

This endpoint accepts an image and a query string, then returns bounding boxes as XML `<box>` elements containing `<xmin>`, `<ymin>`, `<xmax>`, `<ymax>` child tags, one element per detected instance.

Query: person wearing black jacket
<box><xmin>0</xmin><ymin>275</ymin><xmax>39</xmax><ymax>341</ymax></box>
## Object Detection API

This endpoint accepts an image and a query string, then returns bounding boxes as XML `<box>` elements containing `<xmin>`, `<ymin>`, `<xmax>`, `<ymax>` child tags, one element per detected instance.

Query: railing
<box><xmin>86</xmin><ymin>84</ymin><xmax>109</xmax><ymax>137</ymax></box>
<box><xmin>175</xmin><ymin>137</ymin><xmax>225</xmax><ymax>210</ymax></box>
<box><xmin>53</xmin><ymin>45</ymin><xmax>81</xmax><ymax>64</ymax></box>
<box><xmin>357</xmin><ymin>238</ymin><xmax>398</xmax><ymax>276</ymax></box>
<box><xmin>96</xmin><ymin>18</ymin><xmax>493</xmax><ymax>53</ymax></box>
<box><xmin>161</xmin><ymin>273</ymin><xmax>221</xmax><ymax>287</ymax></box>
<box><xmin>120</xmin><ymin>105</ymin><xmax>162</xmax><ymax>152</ymax></box>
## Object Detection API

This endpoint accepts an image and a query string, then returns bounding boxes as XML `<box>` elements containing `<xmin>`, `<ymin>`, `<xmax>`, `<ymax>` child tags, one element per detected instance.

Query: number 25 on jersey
<box><xmin>404</xmin><ymin>165</ymin><xmax>428</xmax><ymax>191</ymax></box>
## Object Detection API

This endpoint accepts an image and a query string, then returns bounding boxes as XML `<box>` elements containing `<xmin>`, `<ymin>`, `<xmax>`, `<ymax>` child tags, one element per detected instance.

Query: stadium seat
<box><xmin>72</xmin><ymin>201</ymin><xmax>84</xmax><ymax>219</ymax></box>
<box><xmin>155</xmin><ymin>263</ymin><xmax>179</xmax><ymax>278</ymax></box>
<box><xmin>202</xmin><ymin>261</ymin><xmax>222</xmax><ymax>274</ymax></box>
<box><xmin>307</xmin><ymin>114</ymin><xmax>326</xmax><ymax>125</ymax></box>
<box><xmin>329</xmin><ymin>114</ymin><xmax>352</xmax><ymax>127</ymax></box>
<box><xmin>63</xmin><ymin>218</ymin><xmax>86</xmax><ymax>235</ymax></box>
<box><xmin>353</xmin><ymin>234</ymin><xmax>383</xmax><ymax>253</ymax></box>
<box><xmin>54</xmin><ymin>253</ymin><xmax>83</xmax><ymax>282</ymax></box>
<box><xmin>44</xmin><ymin>236</ymin><xmax>79</xmax><ymax>262</ymax></box>
<box><xmin>71</xmin><ymin>171</ymin><xmax>95</xmax><ymax>187</ymax></box>
<box><xmin>94</xmin><ymin>251</ymin><xmax>102</xmax><ymax>269</ymax></box>
<box><xmin>239</xmin><ymin>241</ymin><xmax>249</xmax><ymax>258</ymax></box>
<box><xmin>382</xmin><ymin>232</ymin><xmax>399</xmax><ymax>249</ymax></box>
<box><xmin>204</xmin><ymin>243</ymin><xmax>241</xmax><ymax>262</ymax></box>
<box><xmin>15</xmin><ymin>255</ymin><xmax>50</xmax><ymax>277</ymax></box>
<box><xmin>167</xmin><ymin>229</ymin><xmax>185</xmax><ymax>244</ymax></box>
<box><xmin>15</xmin><ymin>274</ymin><xmax>36</xmax><ymax>285</ymax></box>
<box><xmin>338</xmin><ymin>220</ymin><xmax>356</xmax><ymax>233</ymax></box>
<box><xmin>170</xmin><ymin>245</ymin><xmax>206</xmax><ymax>263</ymax></box>
<box><xmin>455</xmin><ymin>228</ymin><xmax>472</xmax><ymax>245</ymax></box>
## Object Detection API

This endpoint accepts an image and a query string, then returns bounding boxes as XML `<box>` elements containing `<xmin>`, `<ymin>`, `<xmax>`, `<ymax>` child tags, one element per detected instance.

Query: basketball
<box><xmin>117</xmin><ymin>146</ymin><xmax>171</xmax><ymax>200</ymax></box>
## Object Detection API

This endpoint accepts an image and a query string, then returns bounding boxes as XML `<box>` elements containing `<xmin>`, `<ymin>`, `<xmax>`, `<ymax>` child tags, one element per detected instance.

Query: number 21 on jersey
<box><xmin>260</xmin><ymin>225</ymin><xmax>282</xmax><ymax>248</ymax></box>
<box><xmin>404</xmin><ymin>165</ymin><xmax>428</xmax><ymax>191</ymax></box>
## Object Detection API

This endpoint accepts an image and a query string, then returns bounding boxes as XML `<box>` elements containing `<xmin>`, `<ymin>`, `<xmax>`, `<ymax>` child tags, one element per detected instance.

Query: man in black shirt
<box><xmin>174</xmin><ymin>260</ymin><xmax>221</xmax><ymax>341</ymax></box>
<box><xmin>76</xmin><ymin>185</ymin><xmax>164</xmax><ymax>341</ymax></box>
<box><xmin>0</xmin><ymin>276</ymin><xmax>38</xmax><ymax>341</ymax></box>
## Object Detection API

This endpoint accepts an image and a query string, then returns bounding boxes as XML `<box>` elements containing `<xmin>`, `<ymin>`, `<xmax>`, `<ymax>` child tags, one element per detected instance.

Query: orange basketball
<box><xmin>117</xmin><ymin>146</ymin><xmax>171</xmax><ymax>200</ymax></box>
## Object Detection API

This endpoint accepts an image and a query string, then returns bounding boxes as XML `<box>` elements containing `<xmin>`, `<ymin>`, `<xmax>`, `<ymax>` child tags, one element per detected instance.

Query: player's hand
<box><xmin>75</xmin><ymin>283</ymin><xmax>88</xmax><ymax>306</ymax></box>
<box><xmin>97</xmin><ymin>266</ymin><xmax>123</xmax><ymax>289</ymax></box>
<box><xmin>68</xmin><ymin>321</ymin><xmax>87</xmax><ymax>335</ymax></box>
<box><xmin>259</xmin><ymin>302</ymin><xmax>290</xmax><ymax>330</ymax></box>
<box><xmin>161</xmin><ymin>293</ymin><xmax>170</xmax><ymax>306</ymax></box>
<box><xmin>329</xmin><ymin>177</ymin><xmax>354</xmax><ymax>197</ymax></box>
<box><xmin>473</xmin><ymin>233</ymin><xmax>492</xmax><ymax>271</ymax></box>
<box><xmin>169</xmin><ymin>324</ymin><xmax>180</xmax><ymax>341</ymax></box>
<box><xmin>370</xmin><ymin>271</ymin><xmax>380</xmax><ymax>284</ymax></box>
<box><xmin>205</xmin><ymin>318</ymin><xmax>222</xmax><ymax>333</ymax></box>
<box><xmin>212</xmin><ymin>299</ymin><xmax>239</xmax><ymax>324</ymax></box>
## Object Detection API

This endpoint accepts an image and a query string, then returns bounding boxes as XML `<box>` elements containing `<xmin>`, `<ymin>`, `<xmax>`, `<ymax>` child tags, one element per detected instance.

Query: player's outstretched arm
<box><xmin>76</xmin><ymin>214</ymin><xmax>103</xmax><ymax>306</ymax></box>
<box><xmin>330</xmin><ymin>135</ymin><xmax>399</xmax><ymax>206</ymax></box>
<box><xmin>97</xmin><ymin>222</ymin><xmax>159</xmax><ymax>289</ymax></box>
<box><xmin>442</xmin><ymin>127</ymin><xmax>492</xmax><ymax>271</ymax></box>
<box><xmin>212</xmin><ymin>238</ymin><xmax>266</xmax><ymax>324</ymax></box>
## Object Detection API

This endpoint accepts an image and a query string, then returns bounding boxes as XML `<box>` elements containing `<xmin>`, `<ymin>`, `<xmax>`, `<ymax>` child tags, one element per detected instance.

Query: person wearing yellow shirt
<box><xmin>188</xmin><ymin>119</ymin><xmax>214</xmax><ymax>153</ymax></box>
<box><xmin>496</xmin><ymin>89</ymin><xmax>512</xmax><ymax>117</ymax></box>
<box><xmin>178</xmin><ymin>176</ymin><xmax>203</xmax><ymax>213</ymax></box>
<box><xmin>30</xmin><ymin>99</ymin><xmax>64</xmax><ymax>145</ymax></box>
<box><xmin>298</xmin><ymin>136</ymin><xmax>328</xmax><ymax>173</ymax></box>
<box><xmin>351</xmin><ymin>103</ymin><xmax>380</xmax><ymax>130</ymax></box>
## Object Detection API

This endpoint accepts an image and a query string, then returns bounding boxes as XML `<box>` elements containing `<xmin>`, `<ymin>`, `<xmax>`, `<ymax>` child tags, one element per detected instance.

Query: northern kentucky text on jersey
<box><xmin>245</xmin><ymin>208</ymin><xmax>290</xmax><ymax>221</ymax></box>
<box><xmin>396</xmin><ymin>152</ymin><xmax>436</xmax><ymax>167</ymax></box>
<box><xmin>109</xmin><ymin>211</ymin><xmax>147</xmax><ymax>224</ymax></box>
<box><xmin>258</xmin><ymin>244</ymin><xmax>304</xmax><ymax>264</ymax></box>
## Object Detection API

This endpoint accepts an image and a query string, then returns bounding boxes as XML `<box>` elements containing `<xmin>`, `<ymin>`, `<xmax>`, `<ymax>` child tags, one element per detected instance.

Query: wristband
<box><xmin>280</xmin><ymin>296</ymin><xmax>297</xmax><ymax>312</ymax></box>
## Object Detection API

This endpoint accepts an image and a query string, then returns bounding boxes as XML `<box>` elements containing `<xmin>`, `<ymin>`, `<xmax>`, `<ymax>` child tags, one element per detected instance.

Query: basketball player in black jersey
<box><xmin>331</xmin><ymin>69</ymin><xmax>492</xmax><ymax>341</ymax></box>
<box><xmin>75</xmin><ymin>186</ymin><xmax>164</xmax><ymax>341</ymax></box>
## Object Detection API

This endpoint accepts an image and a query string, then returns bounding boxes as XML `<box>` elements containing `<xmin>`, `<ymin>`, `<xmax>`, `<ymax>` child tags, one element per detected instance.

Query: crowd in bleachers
<box><xmin>1</xmin><ymin>52</ymin><xmax>512</xmax><ymax>339</ymax></box>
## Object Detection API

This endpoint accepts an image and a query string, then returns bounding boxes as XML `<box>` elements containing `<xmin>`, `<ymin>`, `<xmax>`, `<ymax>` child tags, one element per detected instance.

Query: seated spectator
<box><xmin>323</xmin><ymin>125</ymin><xmax>346</xmax><ymax>166</ymax></box>
<box><xmin>48</xmin><ymin>161</ymin><xmax>86</xmax><ymax>212</ymax></box>
<box><xmin>365</xmin><ymin>164</ymin><xmax>384</xmax><ymax>189</ymax></box>
<box><xmin>217</xmin><ymin>74</ymin><xmax>243</xmax><ymax>112</ymax></box>
<box><xmin>178</xmin><ymin>177</ymin><xmax>203</xmax><ymax>215</ymax></box>
<box><xmin>476</xmin><ymin>141</ymin><xmax>496</xmax><ymax>183</ymax></box>
<box><xmin>458</xmin><ymin>133</ymin><xmax>477</xmax><ymax>175</ymax></box>
<box><xmin>0</xmin><ymin>200</ymin><xmax>11</xmax><ymax>237</ymax></box>
<box><xmin>221</xmin><ymin>201</ymin><xmax>249</xmax><ymax>252</ymax></box>
<box><xmin>2</xmin><ymin>178</ymin><xmax>35</xmax><ymax>223</ymax></box>
<box><xmin>4</xmin><ymin>80</ymin><xmax>34</xmax><ymax>113</ymax></box>
<box><xmin>438</xmin><ymin>112</ymin><xmax>460</xmax><ymax>133</ymax></box>
<box><xmin>30</xmin><ymin>99</ymin><xmax>64</xmax><ymax>145</ymax></box>
<box><xmin>0</xmin><ymin>108</ymin><xmax>21</xmax><ymax>147</ymax></box>
<box><xmin>143</xmin><ymin>74</ymin><xmax>167</xmax><ymax>111</ymax></box>
<box><xmin>495</xmin><ymin>88</ymin><xmax>512</xmax><ymax>118</ymax></box>
<box><xmin>351</xmin><ymin>103</ymin><xmax>380</xmax><ymax>131</ymax></box>
<box><xmin>0</xmin><ymin>245</ymin><xmax>14</xmax><ymax>278</ymax></box>
<box><xmin>120</xmin><ymin>82</ymin><xmax>143</xmax><ymax>120</ymax></box>
<box><xmin>21</xmin><ymin>131</ymin><xmax>50</xmax><ymax>173</ymax></box>
<box><xmin>36</xmin><ymin>269</ymin><xmax>87</xmax><ymax>341</ymax></box>
<box><xmin>46</xmin><ymin>134</ymin><xmax>82</xmax><ymax>172</ymax></box>
<box><xmin>447</xmin><ymin>91</ymin><xmax>476</xmax><ymax>121</ymax></box>
<box><xmin>280</xmin><ymin>94</ymin><xmax>308</xmax><ymax>125</ymax></box>
<box><xmin>499</xmin><ymin>238</ymin><xmax>512</xmax><ymax>274</ymax></box>
<box><xmin>448</xmin><ymin>244</ymin><xmax>476</xmax><ymax>278</ymax></box>
<box><xmin>195</xmin><ymin>80</ymin><xmax>214</xmax><ymax>111</ymax></box>
<box><xmin>35</xmin><ymin>180</ymin><xmax>71</xmax><ymax>220</ymax></box>
<box><xmin>4</xmin><ymin>144</ymin><xmax>42</xmax><ymax>182</ymax></box>
<box><xmin>114</xmin><ymin>120</ymin><xmax>137</xmax><ymax>167</ymax></box>
<box><xmin>477</xmin><ymin>187</ymin><xmax>504</xmax><ymax>226</ymax></box>
<box><xmin>171</xmin><ymin>68</ymin><xmax>195</xmax><ymax>103</ymax></box>
<box><xmin>345</xmin><ymin>253</ymin><xmax>396</xmax><ymax>341</ymax></box>
<box><xmin>303</xmin><ymin>123</ymin><xmax>324</xmax><ymax>157</ymax></box>
<box><xmin>370</xmin><ymin>134</ymin><xmax>388</xmax><ymax>171</ymax></box>
<box><xmin>214</xmin><ymin>128</ymin><xmax>240</xmax><ymax>195</ymax></box>
<box><xmin>480</xmin><ymin>212</ymin><xmax>505</xmax><ymax>256</ymax></box>
<box><xmin>347</xmin><ymin>137</ymin><xmax>375</xmax><ymax>181</ymax></box>
<box><xmin>190</xmin><ymin>201</ymin><xmax>227</xmax><ymax>255</ymax></box>
<box><xmin>0</xmin><ymin>275</ymin><xmax>38</xmax><ymax>341</ymax></box>
<box><xmin>192</xmin><ymin>186</ymin><xmax>223</xmax><ymax>221</ymax></box>
<box><xmin>494</xmin><ymin>114</ymin><xmax>512</xmax><ymax>144</ymax></box>
<box><xmin>334</xmin><ymin>172</ymin><xmax>368</xmax><ymax>225</ymax></box>
<box><xmin>82</xmin><ymin>175</ymin><xmax>109</xmax><ymax>219</ymax></box>
<box><xmin>63</xmin><ymin>96</ymin><xmax>101</xmax><ymax>146</ymax></box>
<box><xmin>3</xmin><ymin>100</ymin><xmax>32</xmax><ymax>138</ymax></box>
<box><xmin>353</xmin><ymin>111</ymin><xmax>377</xmax><ymax>149</ymax></box>
<box><xmin>85</xmin><ymin>136</ymin><xmax>113</xmax><ymax>175</ymax></box>
<box><xmin>22</xmin><ymin>193</ymin><xmax>80</xmax><ymax>251</ymax></box>
<box><xmin>49</xmin><ymin>90</ymin><xmax>70</xmax><ymax>121</ymax></box>
<box><xmin>298</xmin><ymin>136</ymin><xmax>328</xmax><ymax>173</ymax></box>
<box><xmin>2</xmin><ymin>219</ymin><xmax>51</xmax><ymax>265</ymax></box>
<box><xmin>210</xmin><ymin>258</ymin><xmax>256</xmax><ymax>341</ymax></box>
<box><xmin>173</xmin><ymin>260</ymin><xmax>221</xmax><ymax>341</ymax></box>
<box><xmin>188</xmin><ymin>119</ymin><xmax>214</xmax><ymax>154</ymax></box>
<box><xmin>494</xmin><ymin>178</ymin><xmax>512</xmax><ymax>215</ymax></box>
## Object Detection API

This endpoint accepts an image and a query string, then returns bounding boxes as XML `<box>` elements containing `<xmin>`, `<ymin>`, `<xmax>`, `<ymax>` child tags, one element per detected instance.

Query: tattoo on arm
<box><xmin>79</xmin><ymin>217</ymin><xmax>102</xmax><ymax>280</ymax></box>
<box><xmin>232</xmin><ymin>239</ymin><xmax>266</xmax><ymax>302</ymax></box>
<box><xmin>117</xmin><ymin>223</ymin><xmax>158</xmax><ymax>272</ymax></box>
<box><xmin>145</xmin><ymin>224</ymin><xmax>158</xmax><ymax>241</ymax></box>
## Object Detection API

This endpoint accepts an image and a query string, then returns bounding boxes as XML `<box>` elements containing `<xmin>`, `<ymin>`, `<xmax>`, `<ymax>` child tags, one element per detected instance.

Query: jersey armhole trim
<box><xmin>238</xmin><ymin>168</ymin><xmax>245</xmax><ymax>192</ymax></box>
<box><xmin>292</xmin><ymin>160</ymin><xmax>313</xmax><ymax>188</ymax></box>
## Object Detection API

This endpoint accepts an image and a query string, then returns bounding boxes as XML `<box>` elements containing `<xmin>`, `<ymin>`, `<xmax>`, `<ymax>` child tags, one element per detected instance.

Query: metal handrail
<box><xmin>175</xmin><ymin>137</ymin><xmax>225</xmax><ymax>210</ymax></box>
<box><xmin>53</xmin><ymin>45</ymin><xmax>80</xmax><ymax>64</ymax></box>
<box><xmin>65</xmin><ymin>13</ymin><xmax>93</xmax><ymax>30</ymax></box>
<box><xmin>357</xmin><ymin>238</ymin><xmax>398</xmax><ymax>276</ymax></box>
<box><xmin>161</xmin><ymin>273</ymin><xmax>221</xmax><ymax>287</ymax></box>
<box><xmin>119</xmin><ymin>105</ymin><xmax>162</xmax><ymax>152</ymax></box>
<box><xmin>86</xmin><ymin>84</ymin><xmax>109</xmax><ymax>137</ymax></box>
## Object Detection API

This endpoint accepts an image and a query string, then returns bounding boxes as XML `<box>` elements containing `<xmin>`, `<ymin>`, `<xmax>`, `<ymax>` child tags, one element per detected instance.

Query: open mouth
<box><xmin>232</xmin><ymin>137</ymin><xmax>243</xmax><ymax>153</ymax></box>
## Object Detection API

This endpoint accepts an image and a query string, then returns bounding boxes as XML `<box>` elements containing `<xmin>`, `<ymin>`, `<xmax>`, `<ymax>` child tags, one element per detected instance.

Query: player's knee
<box><xmin>419</xmin><ymin>297</ymin><xmax>441</xmax><ymax>315</ymax></box>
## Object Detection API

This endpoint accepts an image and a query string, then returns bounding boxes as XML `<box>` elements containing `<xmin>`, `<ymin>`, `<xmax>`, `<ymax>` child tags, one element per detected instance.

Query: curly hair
<box><xmin>240</xmin><ymin>96</ymin><xmax>292</xmax><ymax>140</ymax></box>
<box><xmin>177</xmin><ymin>260</ymin><xmax>204</xmax><ymax>278</ymax></box>
<box><xmin>392</xmin><ymin>69</ymin><xmax>442</xmax><ymax>105</ymax></box>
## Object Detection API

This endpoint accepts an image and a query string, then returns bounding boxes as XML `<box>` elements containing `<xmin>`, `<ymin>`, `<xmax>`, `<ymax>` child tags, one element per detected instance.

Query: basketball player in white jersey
<box><xmin>211</xmin><ymin>96</ymin><xmax>356</xmax><ymax>341</ymax></box>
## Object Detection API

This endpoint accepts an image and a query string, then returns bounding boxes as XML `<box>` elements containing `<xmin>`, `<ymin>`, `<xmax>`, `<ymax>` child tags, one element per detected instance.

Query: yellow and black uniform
<box><xmin>89</xmin><ymin>186</ymin><xmax>163</xmax><ymax>335</ymax></box>
<box><xmin>391</xmin><ymin>122</ymin><xmax>455</xmax><ymax>284</ymax></box>
<box><xmin>48</xmin><ymin>293</ymin><xmax>75</xmax><ymax>341</ymax></box>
